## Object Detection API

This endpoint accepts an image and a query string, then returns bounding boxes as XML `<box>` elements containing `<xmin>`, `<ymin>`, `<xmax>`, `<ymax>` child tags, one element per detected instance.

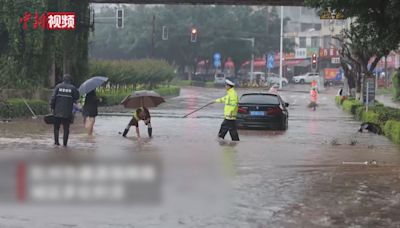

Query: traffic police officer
<box><xmin>214</xmin><ymin>79</ymin><xmax>239</xmax><ymax>141</ymax></box>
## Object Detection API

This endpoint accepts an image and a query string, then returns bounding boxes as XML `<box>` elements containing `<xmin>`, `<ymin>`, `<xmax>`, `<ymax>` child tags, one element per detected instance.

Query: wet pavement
<box><xmin>1</xmin><ymin>85</ymin><xmax>400</xmax><ymax>228</ymax></box>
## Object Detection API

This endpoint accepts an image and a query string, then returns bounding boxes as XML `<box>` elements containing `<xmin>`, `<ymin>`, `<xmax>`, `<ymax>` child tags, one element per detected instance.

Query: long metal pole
<box><xmin>250</xmin><ymin>38</ymin><xmax>254</xmax><ymax>86</ymax></box>
<box><xmin>182</xmin><ymin>102</ymin><xmax>213</xmax><ymax>118</ymax></box>
<box><xmin>279</xmin><ymin>6</ymin><xmax>284</xmax><ymax>89</ymax></box>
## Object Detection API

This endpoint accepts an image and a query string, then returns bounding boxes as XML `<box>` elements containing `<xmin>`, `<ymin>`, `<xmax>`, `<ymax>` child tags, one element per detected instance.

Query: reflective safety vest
<box><xmin>310</xmin><ymin>89</ymin><xmax>318</xmax><ymax>103</ymax></box>
<box><xmin>133</xmin><ymin>107</ymin><xmax>144</xmax><ymax>121</ymax></box>
<box><xmin>215</xmin><ymin>88</ymin><xmax>239</xmax><ymax>120</ymax></box>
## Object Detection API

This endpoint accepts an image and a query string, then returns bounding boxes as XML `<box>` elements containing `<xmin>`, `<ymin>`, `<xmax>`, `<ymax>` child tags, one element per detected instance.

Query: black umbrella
<box><xmin>121</xmin><ymin>90</ymin><xmax>165</xmax><ymax>109</ymax></box>
<box><xmin>79</xmin><ymin>76</ymin><xmax>108</xmax><ymax>95</ymax></box>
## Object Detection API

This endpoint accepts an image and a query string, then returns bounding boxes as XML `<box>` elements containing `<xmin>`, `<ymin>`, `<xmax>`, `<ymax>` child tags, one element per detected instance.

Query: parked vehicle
<box><xmin>266</xmin><ymin>73</ymin><xmax>289</xmax><ymax>86</ymax></box>
<box><xmin>292</xmin><ymin>72</ymin><xmax>320</xmax><ymax>84</ymax></box>
<box><xmin>236</xmin><ymin>93</ymin><xmax>289</xmax><ymax>130</ymax></box>
<box><xmin>323</xmin><ymin>68</ymin><xmax>343</xmax><ymax>86</ymax></box>
<box><xmin>214</xmin><ymin>73</ymin><xmax>226</xmax><ymax>85</ymax></box>
<box><xmin>247</xmin><ymin>72</ymin><xmax>266</xmax><ymax>86</ymax></box>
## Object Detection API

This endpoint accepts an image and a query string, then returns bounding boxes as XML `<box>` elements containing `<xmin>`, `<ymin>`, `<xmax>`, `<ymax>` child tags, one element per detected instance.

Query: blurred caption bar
<box><xmin>0</xmin><ymin>156</ymin><xmax>161</xmax><ymax>205</ymax></box>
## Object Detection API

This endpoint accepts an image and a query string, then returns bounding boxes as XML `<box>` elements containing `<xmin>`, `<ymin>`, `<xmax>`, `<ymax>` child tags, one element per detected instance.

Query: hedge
<box><xmin>89</xmin><ymin>59</ymin><xmax>175</xmax><ymax>89</ymax></box>
<box><xmin>393</xmin><ymin>70</ymin><xmax>400</xmax><ymax>100</ymax></box>
<box><xmin>155</xmin><ymin>87</ymin><xmax>180</xmax><ymax>97</ymax></box>
<box><xmin>384</xmin><ymin>120</ymin><xmax>400</xmax><ymax>144</ymax></box>
<box><xmin>97</xmin><ymin>86</ymin><xmax>180</xmax><ymax>106</ymax></box>
<box><xmin>335</xmin><ymin>96</ymin><xmax>341</xmax><ymax>105</ymax></box>
<box><xmin>336</xmin><ymin>96</ymin><xmax>400</xmax><ymax>144</ymax></box>
<box><xmin>0</xmin><ymin>99</ymin><xmax>49</xmax><ymax>118</ymax></box>
<box><xmin>342</xmin><ymin>99</ymin><xmax>363</xmax><ymax>115</ymax></box>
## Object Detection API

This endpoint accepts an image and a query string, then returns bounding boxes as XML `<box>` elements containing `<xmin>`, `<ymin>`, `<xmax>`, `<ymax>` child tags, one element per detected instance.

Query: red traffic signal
<box><xmin>311</xmin><ymin>53</ymin><xmax>317</xmax><ymax>70</ymax></box>
<box><xmin>191</xmin><ymin>28</ymin><xmax>197</xmax><ymax>42</ymax></box>
<box><xmin>312</xmin><ymin>53</ymin><xmax>317</xmax><ymax>64</ymax></box>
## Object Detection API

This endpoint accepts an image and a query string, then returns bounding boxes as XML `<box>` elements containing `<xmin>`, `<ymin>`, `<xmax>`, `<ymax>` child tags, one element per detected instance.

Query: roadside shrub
<box><xmin>369</xmin><ymin>106</ymin><xmax>400</xmax><ymax>122</ymax></box>
<box><xmin>361</xmin><ymin>111</ymin><xmax>380</xmax><ymax>125</ymax></box>
<box><xmin>384</xmin><ymin>120</ymin><xmax>400</xmax><ymax>144</ymax></box>
<box><xmin>336</xmin><ymin>96</ymin><xmax>400</xmax><ymax>144</ymax></box>
<box><xmin>155</xmin><ymin>87</ymin><xmax>180</xmax><ymax>97</ymax></box>
<box><xmin>335</xmin><ymin>96</ymin><xmax>348</xmax><ymax>105</ymax></box>
<box><xmin>342</xmin><ymin>99</ymin><xmax>363</xmax><ymax>115</ymax></box>
<box><xmin>355</xmin><ymin>106</ymin><xmax>364</xmax><ymax>121</ymax></box>
<box><xmin>0</xmin><ymin>99</ymin><xmax>48</xmax><ymax>118</ymax></box>
<box><xmin>335</xmin><ymin>96</ymin><xmax>341</xmax><ymax>105</ymax></box>
<box><xmin>98</xmin><ymin>93</ymin><xmax>128</xmax><ymax>106</ymax></box>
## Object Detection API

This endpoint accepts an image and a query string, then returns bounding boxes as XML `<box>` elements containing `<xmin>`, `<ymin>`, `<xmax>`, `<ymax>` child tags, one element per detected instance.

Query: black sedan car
<box><xmin>236</xmin><ymin>93</ymin><xmax>289</xmax><ymax>130</ymax></box>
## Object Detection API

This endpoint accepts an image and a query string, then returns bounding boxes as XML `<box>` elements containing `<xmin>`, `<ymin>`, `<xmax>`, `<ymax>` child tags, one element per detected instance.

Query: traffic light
<box><xmin>190</xmin><ymin>28</ymin><xmax>197</xmax><ymax>42</ymax></box>
<box><xmin>311</xmin><ymin>53</ymin><xmax>317</xmax><ymax>71</ymax></box>
<box><xmin>116</xmin><ymin>9</ymin><xmax>124</xmax><ymax>29</ymax></box>
<box><xmin>162</xmin><ymin>26</ymin><xmax>168</xmax><ymax>40</ymax></box>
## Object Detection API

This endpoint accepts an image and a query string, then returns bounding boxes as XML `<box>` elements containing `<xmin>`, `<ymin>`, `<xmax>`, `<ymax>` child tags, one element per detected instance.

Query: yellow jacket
<box><xmin>215</xmin><ymin>87</ymin><xmax>239</xmax><ymax>120</ymax></box>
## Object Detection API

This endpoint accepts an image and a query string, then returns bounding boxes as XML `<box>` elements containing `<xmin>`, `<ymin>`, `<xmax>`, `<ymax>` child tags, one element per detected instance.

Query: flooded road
<box><xmin>1</xmin><ymin>85</ymin><xmax>400</xmax><ymax>227</ymax></box>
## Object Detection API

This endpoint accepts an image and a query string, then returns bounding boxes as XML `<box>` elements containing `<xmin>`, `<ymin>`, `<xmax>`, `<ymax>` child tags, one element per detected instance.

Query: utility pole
<box><xmin>265</xmin><ymin>6</ymin><xmax>269</xmax><ymax>37</ymax></box>
<box><xmin>151</xmin><ymin>15</ymin><xmax>155</xmax><ymax>58</ymax></box>
<box><xmin>251</xmin><ymin>38</ymin><xmax>254</xmax><ymax>85</ymax></box>
<box><xmin>279</xmin><ymin>6</ymin><xmax>284</xmax><ymax>89</ymax></box>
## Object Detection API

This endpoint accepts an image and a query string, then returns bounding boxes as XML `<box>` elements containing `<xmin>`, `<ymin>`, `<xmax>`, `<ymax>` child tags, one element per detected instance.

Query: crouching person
<box><xmin>122</xmin><ymin>107</ymin><xmax>152</xmax><ymax>138</ymax></box>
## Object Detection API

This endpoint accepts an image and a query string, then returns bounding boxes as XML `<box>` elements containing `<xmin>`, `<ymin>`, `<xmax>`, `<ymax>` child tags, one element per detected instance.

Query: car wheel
<box><xmin>277</xmin><ymin>118</ymin><xmax>288</xmax><ymax>130</ymax></box>
<box><xmin>300</xmin><ymin>79</ymin><xmax>305</xmax><ymax>84</ymax></box>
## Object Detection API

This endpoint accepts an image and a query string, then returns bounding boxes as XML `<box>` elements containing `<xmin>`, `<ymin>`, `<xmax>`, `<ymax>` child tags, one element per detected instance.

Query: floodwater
<box><xmin>0</xmin><ymin>85</ymin><xmax>400</xmax><ymax>228</ymax></box>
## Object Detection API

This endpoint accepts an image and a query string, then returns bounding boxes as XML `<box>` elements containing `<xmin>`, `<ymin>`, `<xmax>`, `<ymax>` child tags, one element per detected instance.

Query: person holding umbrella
<box><xmin>122</xmin><ymin>106</ymin><xmax>151</xmax><ymax>138</ymax></box>
<box><xmin>50</xmin><ymin>74</ymin><xmax>80</xmax><ymax>146</ymax></box>
<box><xmin>120</xmin><ymin>90</ymin><xmax>165</xmax><ymax>139</ymax></box>
<box><xmin>82</xmin><ymin>90</ymin><xmax>101</xmax><ymax>135</ymax></box>
<box><xmin>79</xmin><ymin>76</ymin><xmax>108</xmax><ymax>136</ymax></box>
<box><xmin>213</xmin><ymin>79</ymin><xmax>239</xmax><ymax>141</ymax></box>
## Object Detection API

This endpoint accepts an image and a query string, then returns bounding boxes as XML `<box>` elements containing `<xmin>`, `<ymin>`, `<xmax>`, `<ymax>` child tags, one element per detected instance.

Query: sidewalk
<box><xmin>376</xmin><ymin>94</ymin><xmax>400</xmax><ymax>109</ymax></box>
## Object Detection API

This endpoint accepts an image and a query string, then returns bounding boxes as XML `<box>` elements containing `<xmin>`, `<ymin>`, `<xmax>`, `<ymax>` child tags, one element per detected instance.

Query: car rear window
<box><xmin>240</xmin><ymin>94</ymin><xmax>280</xmax><ymax>105</ymax></box>
<box><xmin>216</xmin><ymin>74</ymin><xmax>224</xmax><ymax>78</ymax></box>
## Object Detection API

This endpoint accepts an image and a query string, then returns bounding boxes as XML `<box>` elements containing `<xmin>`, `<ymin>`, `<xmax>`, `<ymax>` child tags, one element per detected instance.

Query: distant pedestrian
<box><xmin>50</xmin><ymin>74</ymin><xmax>79</xmax><ymax>146</ymax></box>
<box><xmin>337</xmin><ymin>87</ymin><xmax>343</xmax><ymax>96</ymax></box>
<box><xmin>82</xmin><ymin>90</ymin><xmax>101</xmax><ymax>136</ymax></box>
<box><xmin>213</xmin><ymin>79</ymin><xmax>239</xmax><ymax>141</ymax></box>
<box><xmin>122</xmin><ymin>107</ymin><xmax>152</xmax><ymax>139</ymax></box>
<box><xmin>309</xmin><ymin>86</ymin><xmax>318</xmax><ymax>111</ymax></box>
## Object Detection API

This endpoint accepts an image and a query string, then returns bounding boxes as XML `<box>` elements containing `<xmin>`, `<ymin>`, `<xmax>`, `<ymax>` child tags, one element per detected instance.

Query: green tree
<box><xmin>0</xmin><ymin>0</ymin><xmax>90</xmax><ymax>89</ymax></box>
<box><xmin>305</xmin><ymin>0</ymin><xmax>400</xmax><ymax>99</ymax></box>
<box><xmin>89</xmin><ymin>5</ymin><xmax>293</xmax><ymax>76</ymax></box>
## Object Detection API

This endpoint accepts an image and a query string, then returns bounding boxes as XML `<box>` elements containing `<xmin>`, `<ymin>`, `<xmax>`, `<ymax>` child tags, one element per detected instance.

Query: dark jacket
<box><xmin>83</xmin><ymin>91</ymin><xmax>99</xmax><ymax>117</ymax></box>
<box><xmin>50</xmin><ymin>80</ymin><xmax>79</xmax><ymax>119</ymax></box>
